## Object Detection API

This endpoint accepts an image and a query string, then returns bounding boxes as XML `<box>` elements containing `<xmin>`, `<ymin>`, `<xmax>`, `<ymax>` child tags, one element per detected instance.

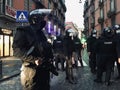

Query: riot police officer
<box><xmin>87</xmin><ymin>29</ymin><xmax>97</xmax><ymax>74</ymax></box>
<box><xmin>73</xmin><ymin>34</ymin><xmax>83</xmax><ymax>68</ymax></box>
<box><xmin>112</xmin><ymin>24</ymin><xmax>120</xmax><ymax>80</ymax></box>
<box><xmin>12</xmin><ymin>9</ymin><xmax>58</xmax><ymax>90</ymax></box>
<box><xmin>94</xmin><ymin>27</ymin><xmax>117</xmax><ymax>86</ymax></box>
<box><xmin>63</xmin><ymin>29</ymin><xmax>76</xmax><ymax>84</ymax></box>
<box><xmin>53</xmin><ymin>35</ymin><xmax>65</xmax><ymax>71</ymax></box>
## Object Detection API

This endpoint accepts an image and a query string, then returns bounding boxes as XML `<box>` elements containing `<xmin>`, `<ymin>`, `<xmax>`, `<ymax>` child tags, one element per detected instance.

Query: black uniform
<box><xmin>64</xmin><ymin>32</ymin><xmax>75</xmax><ymax>59</ymax></box>
<box><xmin>87</xmin><ymin>34</ymin><xmax>97</xmax><ymax>74</ymax></box>
<box><xmin>63</xmin><ymin>31</ymin><xmax>76</xmax><ymax>84</ymax></box>
<box><xmin>115</xmin><ymin>35</ymin><xmax>120</xmax><ymax>79</ymax></box>
<box><xmin>12</xmin><ymin>10</ymin><xmax>58</xmax><ymax>90</ymax></box>
<box><xmin>53</xmin><ymin>36</ymin><xmax>65</xmax><ymax>70</ymax></box>
<box><xmin>112</xmin><ymin>25</ymin><xmax>120</xmax><ymax>80</ymax></box>
<box><xmin>73</xmin><ymin>36</ymin><xmax>83</xmax><ymax>67</ymax></box>
<box><xmin>94</xmin><ymin>27</ymin><xmax>117</xmax><ymax>86</ymax></box>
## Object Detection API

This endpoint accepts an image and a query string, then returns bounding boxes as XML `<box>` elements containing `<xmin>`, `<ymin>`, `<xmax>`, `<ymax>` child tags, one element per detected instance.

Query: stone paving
<box><xmin>0</xmin><ymin>66</ymin><xmax>120</xmax><ymax>90</ymax></box>
<box><xmin>0</xmin><ymin>76</ymin><xmax>22</xmax><ymax>90</ymax></box>
<box><xmin>51</xmin><ymin>66</ymin><xmax>120</xmax><ymax>90</ymax></box>
<box><xmin>0</xmin><ymin>57</ymin><xmax>22</xmax><ymax>81</ymax></box>
<box><xmin>0</xmin><ymin>49</ymin><xmax>120</xmax><ymax>90</ymax></box>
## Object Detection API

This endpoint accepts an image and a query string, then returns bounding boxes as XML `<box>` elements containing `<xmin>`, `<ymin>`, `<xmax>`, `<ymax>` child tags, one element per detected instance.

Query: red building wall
<box><xmin>115</xmin><ymin>0</ymin><xmax>120</xmax><ymax>24</ymax></box>
<box><xmin>13</xmin><ymin>0</ymin><xmax>24</xmax><ymax>10</ymax></box>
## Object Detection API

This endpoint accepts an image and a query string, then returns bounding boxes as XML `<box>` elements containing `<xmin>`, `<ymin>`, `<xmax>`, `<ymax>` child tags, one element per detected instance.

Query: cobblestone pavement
<box><xmin>0</xmin><ymin>66</ymin><xmax>120</xmax><ymax>90</ymax></box>
<box><xmin>51</xmin><ymin>66</ymin><xmax>120</xmax><ymax>90</ymax></box>
<box><xmin>1</xmin><ymin>57</ymin><xmax>21</xmax><ymax>80</ymax></box>
<box><xmin>0</xmin><ymin>50</ymin><xmax>120</xmax><ymax>90</ymax></box>
<box><xmin>0</xmin><ymin>76</ymin><xmax>22</xmax><ymax>90</ymax></box>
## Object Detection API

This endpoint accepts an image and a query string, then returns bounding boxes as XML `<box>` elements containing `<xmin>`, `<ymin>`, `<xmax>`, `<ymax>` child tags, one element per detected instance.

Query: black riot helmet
<box><xmin>112</xmin><ymin>24</ymin><xmax>120</xmax><ymax>36</ymax></box>
<box><xmin>29</xmin><ymin>9</ymin><xmax>51</xmax><ymax>28</ymax></box>
<box><xmin>102</xmin><ymin>27</ymin><xmax>114</xmax><ymax>37</ymax></box>
<box><xmin>29</xmin><ymin>13</ymin><xmax>44</xmax><ymax>25</ymax></box>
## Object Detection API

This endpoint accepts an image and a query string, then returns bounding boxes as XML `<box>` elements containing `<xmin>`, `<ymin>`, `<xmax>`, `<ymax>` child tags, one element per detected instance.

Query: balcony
<box><xmin>107</xmin><ymin>10</ymin><xmax>116</xmax><ymax>18</ymax></box>
<box><xmin>91</xmin><ymin>22</ymin><xmax>94</xmax><ymax>28</ymax></box>
<box><xmin>98</xmin><ymin>17</ymin><xmax>104</xmax><ymax>24</ymax></box>
<box><xmin>90</xmin><ymin>5</ymin><xmax>95</xmax><ymax>14</ymax></box>
<box><xmin>33</xmin><ymin>0</ymin><xmax>43</xmax><ymax>2</ymax></box>
<box><xmin>90</xmin><ymin>0</ymin><xmax>95</xmax><ymax>3</ymax></box>
<box><xmin>53</xmin><ymin>0</ymin><xmax>58</xmax><ymax>8</ymax></box>
<box><xmin>84</xmin><ymin>0</ymin><xmax>89</xmax><ymax>11</ymax></box>
<box><xmin>53</xmin><ymin>0</ymin><xmax>58</xmax><ymax>3</ymax></box>
<box><xmin>99</xmin><ymin>0</ymin><xmax>104</xmax><ymax>7</ymax></box>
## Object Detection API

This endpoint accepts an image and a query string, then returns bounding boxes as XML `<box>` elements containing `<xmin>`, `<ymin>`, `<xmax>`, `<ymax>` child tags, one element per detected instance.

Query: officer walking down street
<box><xmin>73</xmin><ymin>34</ymin><xmax>83</xmax><ymax>68</ymax></box>
<box><xmin>64</xmin><ymin>29</ymin><xmax>76</xmax><ymax>84</ymax></box>
<box><xmin>94</xmin><ymin>27</ymin><xmax>117</xmax><ymax>86</ymax></box>
<box><xmin>53</xmin><ymin>35</ymin><xmax>65</xmax><ymax>71</ymax></box>
<box><xmin>12</xmin><ymin>9</ymin><xmax>58</xmax><ymax>90</ymax></box>
<box><xmin>87</xmin><ymin>29</ymin><xmax>97</xmax><ymax>74</ymax></box>
<box><xmin>112</xmin><ymin>25</ymin><xmax>120</xmax><ymax>80</ymax></box>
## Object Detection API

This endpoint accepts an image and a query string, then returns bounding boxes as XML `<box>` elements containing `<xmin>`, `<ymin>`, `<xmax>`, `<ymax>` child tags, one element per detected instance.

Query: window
<box><xmin>10</xmin><ymin>36</ymin><xmax>13</xmax><ymax>56</ymax></box>
<box><xmin>110</xmin><ymin>0</ymin><xmax>115</xmax><ymax>11</ymax></box>
<box><xmin>100</xmin><ymin>8</ymin><xmax>104</xmax><ymax>18</ymax></box>
<box><xmin>0</xmin><ymin>35</ymin><xmax>3</xmax><ymax>56</ymax></box>
<box><xmin>6</xmin><ymin>0</ymin><xmax>13</xmax><ymax>7</ymax></box>
<box><xmin>4</xmin><ymin>35</ymin><xmax>9</xmax><ymax>56</ymax></box>
<box><xmin>100</xmin><ymin>0</ymin><xmax>103</xmax><ymax>2</ymax></box>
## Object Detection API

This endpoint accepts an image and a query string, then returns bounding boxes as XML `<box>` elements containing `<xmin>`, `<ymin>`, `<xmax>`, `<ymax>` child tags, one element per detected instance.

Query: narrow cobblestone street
<box><xmin>0</xmin><ymin>76</ymin><xmax>22</xmax><ymax>90</ymax></box>
<box><xmin>0</xmin><ymin>64</ymin><xmax>120</xmax><ymax>90</ymax></box>
<box><xmin>51</xmin><ymin>66</ymin><xmax>120</xmax><ymax>90</ymax></box>
<box><xmin>0</xmin><ymin>49</ymin><xmax>120</xmax><ymax>90</ymax></box>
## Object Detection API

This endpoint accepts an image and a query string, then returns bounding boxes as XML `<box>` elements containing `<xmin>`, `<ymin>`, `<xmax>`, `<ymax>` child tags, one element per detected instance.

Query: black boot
<box><xmin>94</xmin><ymin>79</ymin><xmax>102</xmax><ymax>83</ymax></box>
<box><xmin>49</xmin><ymin>64</ymin><xmax>59</xmax><ymax>76</ymax></box>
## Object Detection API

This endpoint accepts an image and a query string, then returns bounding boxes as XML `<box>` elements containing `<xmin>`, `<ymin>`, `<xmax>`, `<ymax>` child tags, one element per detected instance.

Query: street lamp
<box><xmin>79</xmin><ymin>0</ymin><xmax>82</xmax><ymax>3</ymax></box>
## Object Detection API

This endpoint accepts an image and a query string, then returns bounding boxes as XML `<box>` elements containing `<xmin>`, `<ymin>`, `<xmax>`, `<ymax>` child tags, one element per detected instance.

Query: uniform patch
<box><xmin>104</xmin><ymin>42</ymin><xmax>112</xmax><ymax>44</ymax></box>
<box><xmin>56</xmin><ymin>41</ymin><xmax>62</xmax><ymax>43</ymax></box>
<box><xmin>116</xmin><ymin>29</ymin><xmax>120</xmax><ymax>33</ymax></box>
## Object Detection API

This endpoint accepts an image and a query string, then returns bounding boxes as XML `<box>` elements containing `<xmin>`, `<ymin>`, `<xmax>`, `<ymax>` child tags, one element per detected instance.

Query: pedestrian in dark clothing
<box><xmin>87</xmin><ymin>29</ymin><xmax>97</xmax><ymax>74</ymax></box>
<box><xmin>63</xmin><ymin>29</ymin><xmax>76</xmax><ymax>84</ymax></box>
<box><xmin>112</xmin><ymin>24</ymin><xmax>120</xmax><ymax>80</ymax></box>
<box><xmin>53</xmin><ymin>35</ymin><xmax>65</xmax><ymax>71</ymax></box>
<box><xmin>73</xmin><ymin>35</ymin><xmax>83</xmax><ymax>68</ymax></box>
<box><xmin>12</xmin><ymin>9</ymin><xmax>58</xmax><ymax>90</ymax></box>
<box><xmin>94</xmin><ymin>27</ymin><xmax>117</xmax><ymax>86</ymax></box>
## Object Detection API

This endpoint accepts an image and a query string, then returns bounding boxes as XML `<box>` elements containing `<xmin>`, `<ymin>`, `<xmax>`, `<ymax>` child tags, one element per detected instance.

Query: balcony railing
<box><xmin>90</xmin><ymin>0</ymin><xmax>95</xmax><ymax>3</ymax></box>
<box><xmin>98</xmin><ymin>17</ymin><xmax>104</xmax><ymax>24</ymax></box>
<box><xmin>107</xmin><ymin>10</ymin><xmax>116</xmax><ymax>18</ymax></box>
<box><xmin>91</xmin><ymin>23</ymin><xmax>94</xmax><ymax>28</ymax></box>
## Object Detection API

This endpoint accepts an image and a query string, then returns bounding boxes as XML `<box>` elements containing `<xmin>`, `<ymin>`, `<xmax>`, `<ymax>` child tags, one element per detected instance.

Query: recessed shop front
<box><xmin>0</xmin><ymin>28</ymin><xmax>13</xmax><ymax>57</ymax></box>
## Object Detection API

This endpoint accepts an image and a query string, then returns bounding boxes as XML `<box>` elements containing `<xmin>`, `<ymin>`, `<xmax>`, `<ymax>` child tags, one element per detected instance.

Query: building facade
<box><xmin>83</xmin><ymin>0</ymin><xmax>120</xmax><ymax>36</ymax></box>
<box><xmin>0</xmin><ymin>0</ymin><xmax>66</xmax><ymax>57</ymax></box>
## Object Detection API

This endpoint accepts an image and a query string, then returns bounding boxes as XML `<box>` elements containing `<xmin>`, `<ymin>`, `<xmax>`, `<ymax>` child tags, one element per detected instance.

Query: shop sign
<box><xmin>5</xmin><ymin>5</ymin><xmax>16</xmax><ymax>19</ymax></box>
<box><xmin>2</xmin><ymin>29</ymin><xmax>12</xmax><ymax>35</ymax></box>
